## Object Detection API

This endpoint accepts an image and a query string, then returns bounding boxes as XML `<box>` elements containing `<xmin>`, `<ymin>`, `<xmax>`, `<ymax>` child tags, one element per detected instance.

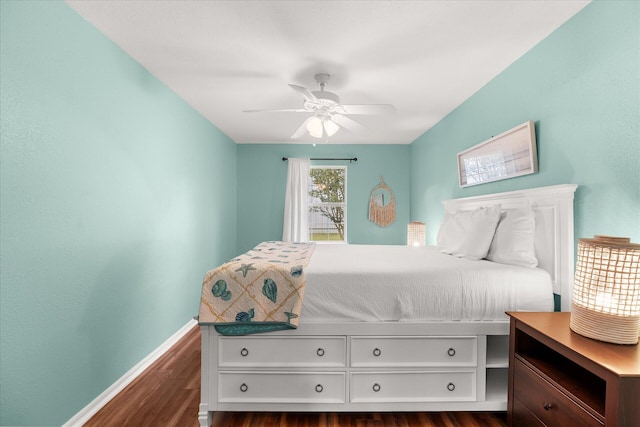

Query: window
<box><xmin>308</xmin><ymin>166</ymin><xmax>346</xmax><ymax>242</ymax></box>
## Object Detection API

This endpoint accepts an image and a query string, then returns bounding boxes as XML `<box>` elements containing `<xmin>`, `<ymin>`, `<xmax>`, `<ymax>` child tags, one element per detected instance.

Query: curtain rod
<box><xmin>282</xmin><ymin>157</ymin><xmax>357</xmax><ymax>163</ymax></box>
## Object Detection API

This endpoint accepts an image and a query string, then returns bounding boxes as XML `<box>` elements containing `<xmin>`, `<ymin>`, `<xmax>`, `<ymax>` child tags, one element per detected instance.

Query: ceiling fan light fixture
<box><xmin>248</xmin><ymin>73</ymin><xmax>395</xmax><ymax>141</ymax></box>
<box><xmin>306</xmin><ymin>116</ymin><xmax>324</xmax><ymax>138</ymax></box>
<box><xmin>324</xmin><ymin>119</ymin><xmax>339</xmax><ymax>137</ymax></box>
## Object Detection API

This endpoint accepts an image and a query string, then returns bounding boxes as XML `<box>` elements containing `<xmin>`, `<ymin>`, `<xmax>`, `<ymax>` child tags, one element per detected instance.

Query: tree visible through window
<box><xmin>308</xmin><ymin>166</ymin><xmax>346</xmax><ymax>242</ymax></box>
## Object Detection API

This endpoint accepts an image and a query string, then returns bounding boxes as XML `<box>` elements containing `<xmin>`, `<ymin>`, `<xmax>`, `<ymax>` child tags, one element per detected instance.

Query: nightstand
<box><xmin>507</xmin><ymin>312</ymin><xmax>640</xmax><ymax>427</ymax></box>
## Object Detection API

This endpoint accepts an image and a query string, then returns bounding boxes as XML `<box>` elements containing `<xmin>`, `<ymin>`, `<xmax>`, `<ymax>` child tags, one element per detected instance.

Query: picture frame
<box><xmin>457</xmin><ymin>120</ymin><xmax>537</xmax><ymax>187</ymax></box>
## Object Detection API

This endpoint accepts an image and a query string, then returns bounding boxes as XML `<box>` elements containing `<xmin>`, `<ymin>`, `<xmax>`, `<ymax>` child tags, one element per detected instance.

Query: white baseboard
<box><xmin>63</xmin><ymin>319</ymin><xmax>198</xmax><ymax>427</ymax></box>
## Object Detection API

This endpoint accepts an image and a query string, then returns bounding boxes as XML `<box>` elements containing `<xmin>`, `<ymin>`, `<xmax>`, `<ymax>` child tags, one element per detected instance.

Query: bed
<box><xmin>197</xmin><ymin>184</ymin><xmax>577</xmax><ymax>426</ymax></box>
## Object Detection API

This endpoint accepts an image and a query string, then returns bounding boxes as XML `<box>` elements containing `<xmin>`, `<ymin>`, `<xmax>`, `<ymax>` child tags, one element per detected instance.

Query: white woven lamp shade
<box><xmin>570</xmin><ymin>235</ymin><xmax>640</xmax><ymax>345</ymax></box>
<box><xmin>407</xmin><ymin>222</ymin><xmax>426</xmax><ymax>247</ymax></box>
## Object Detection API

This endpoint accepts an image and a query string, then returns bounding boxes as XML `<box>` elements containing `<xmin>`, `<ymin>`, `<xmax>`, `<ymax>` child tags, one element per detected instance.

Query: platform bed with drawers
<box><xmin>198</xmin><ymin>184</ymin><xmax>577</xmax><ymax>427</ymax></box>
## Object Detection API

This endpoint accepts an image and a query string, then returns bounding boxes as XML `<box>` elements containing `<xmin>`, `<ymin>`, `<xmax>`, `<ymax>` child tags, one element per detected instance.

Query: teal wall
<box><xmin>0</xmin><ymin>2</ymin><xmax>237</xmax><ymax>426</ymax></box>
<box><xmin>237</xmin><ymin>144</ymin><xmax>411</xmax><ymax>253</ymax></box>
<box><xmin>410</xmin><ymin>0</ymin><xmax>639</xmax><ymax>248</ymax></box>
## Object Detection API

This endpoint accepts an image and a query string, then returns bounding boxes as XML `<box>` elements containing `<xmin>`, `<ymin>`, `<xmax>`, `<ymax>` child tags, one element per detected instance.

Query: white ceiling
<box><xmin>65</xmin><ymin>0</ymin><xmax>590</xmax><ymax>145</ymax></box>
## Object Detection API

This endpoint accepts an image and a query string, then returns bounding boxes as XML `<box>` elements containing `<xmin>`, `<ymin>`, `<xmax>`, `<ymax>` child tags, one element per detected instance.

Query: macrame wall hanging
<box><xmin>369</xmin><ymin>176</ymin><xmax>396</xmax><ymax>227</ymax></box>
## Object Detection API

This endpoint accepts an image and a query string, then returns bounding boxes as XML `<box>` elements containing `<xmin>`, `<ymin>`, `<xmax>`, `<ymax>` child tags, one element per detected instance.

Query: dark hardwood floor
<box><xmin>84</xmin><ymin>326</ymin><xmax>507</xmax><ymax>427</ymax></box>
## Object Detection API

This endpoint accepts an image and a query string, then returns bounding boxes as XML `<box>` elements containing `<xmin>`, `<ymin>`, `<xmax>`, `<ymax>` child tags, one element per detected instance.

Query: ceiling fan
<box><xmin>244</xmin><ymin>73</ymin><xmax>396</xmax><ymax>140</ymax></box>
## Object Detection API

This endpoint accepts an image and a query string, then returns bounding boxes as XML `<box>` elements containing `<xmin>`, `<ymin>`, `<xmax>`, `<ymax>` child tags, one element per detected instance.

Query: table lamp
<box><xmin>570</xmin><ymin>235</ymin><xmax>640</xmax><ymax>344</ymax></box>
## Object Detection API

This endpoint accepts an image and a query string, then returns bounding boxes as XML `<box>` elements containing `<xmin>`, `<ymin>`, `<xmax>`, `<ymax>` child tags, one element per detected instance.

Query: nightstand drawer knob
<box><xmin>240</xmin><ymin>348</ymin><xmax>249</xmax><ymax>357</ymax></box>
<box><xmin>240</xmin><ymin>383</ymin><xmax>248</xmax><ymax>392</ymax></box>
<box><xmin>447</xmin><ymin>348</ymin><xmax>456</xmax><ymax>357</ymax></box>
<box><xmin>543</xmin><ymin>402</ymin><xmax>553</xmax><ymax>411</ymax></box>
<box><xmin>373</xmin><ymin>348</ymin><xmax>382</xmax><ymax>357</ymax></box>
<box><xmin>315</xmin><ymin>384</ymin><xmax>323</xmax><ymax>393</ymax></box>
<box><xmin>447</xmin><ymin>382</ymin><xmax>456</xmax><ymax>391</ymax></box>
<box><xmin>317</xmin><ymin>348</ymin><xmax>325</xmax><ymax>357</ymax></box>
<box><xmin>373</xmin><ymin>383</ymin><xmax>381</xmax><ymax>392</ymax></box>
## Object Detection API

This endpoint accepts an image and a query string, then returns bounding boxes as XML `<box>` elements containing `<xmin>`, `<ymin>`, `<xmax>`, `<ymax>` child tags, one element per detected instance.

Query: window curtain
<box><xmin>282</xmin><ymin>158</ymin><xmax>310</xmax><ymax>242</ymax></box>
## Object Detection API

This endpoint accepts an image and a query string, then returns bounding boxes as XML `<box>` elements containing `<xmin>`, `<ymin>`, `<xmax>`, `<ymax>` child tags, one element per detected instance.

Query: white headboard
<box><xmin>442</xmin><ymin>184</ymin><xmax>578</xmax><ymax>311</ymax></box>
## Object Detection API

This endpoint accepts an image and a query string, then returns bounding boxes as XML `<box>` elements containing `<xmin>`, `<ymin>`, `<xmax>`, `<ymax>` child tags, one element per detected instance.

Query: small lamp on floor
<box><xmin>407</xmin><ymin>222</ymin><xmax>426</xmax><ymax>247</ymax></box>
<box><xmin>570</xmin><ymin>235</ymin><xmax>640</xmax><ymax>345</ymax></box>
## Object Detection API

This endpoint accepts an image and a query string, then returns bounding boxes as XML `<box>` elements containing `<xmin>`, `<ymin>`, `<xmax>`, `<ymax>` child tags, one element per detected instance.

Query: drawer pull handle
<box><xmin>543</xmin><ymin>403</ymin><xmax>553</xmax><ymax>411</ymax></box>
<box><xmin>240</xmin><ymin>348</ymin><xmax>249</xmax><ymax>357</ymax></box>
<box><xmin>447</xmin><ymin>382</ymin><xmax>455</xmax><ymax>392</ymax></box>
<box><xmin>447</xmin><ymin>348</ymin><xmax>456</xmax><ymax>357</ymax></box>
<box><xmin>373</xmin><ymin>348</ymin><xmax>382</xmax><ymax>357</ymax></box>
<box><xmin>317</xmin><ymin>348</ymin><xmax>325</xmax><ymax>357</ymax></box>
<box><xmin>240</xmin><ymin>383</ymin><xmax>248</xmax><ymax>393</ymax></box>
<box><xmin>315</xmin><ymin>384</ymin><xmax>323</xmax><ymax>393</ymax></box>
<box><xmin>372</xmin><ymin>383</ymin><xmax>381</xmax><ymax>392</ymax></box>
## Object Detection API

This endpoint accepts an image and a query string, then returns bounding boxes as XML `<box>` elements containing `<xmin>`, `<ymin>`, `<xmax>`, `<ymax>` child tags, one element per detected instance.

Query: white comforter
<box><xmin>302</xmin><ymin>244</ymin><xmax>554</xmax><ymax>322</ymax></box>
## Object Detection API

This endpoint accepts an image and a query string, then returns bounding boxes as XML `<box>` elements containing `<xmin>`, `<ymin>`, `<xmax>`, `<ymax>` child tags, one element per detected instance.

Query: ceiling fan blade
<box><xmin>243</xmin><ymin>108</ymin><xmax>308</xmax><ymax>113</ymax></box>
<box><xmin>330</xmin><ymin>114</ymin><xmax>367</xmax><ymax>134</ymax></box>
<box><xmin>289</xmin><ymin>84</ymin><xmax>318</xmax><ymax>103</ymax></box>
<box><xmin>340</xmin><ymin>104</ymin><xmax>397</xmax><ymax>115</ymax></box>
<box><xmin>290</xmin><ymin>116</ymin><xmax>314</xmax><ymax>139</ymax></box>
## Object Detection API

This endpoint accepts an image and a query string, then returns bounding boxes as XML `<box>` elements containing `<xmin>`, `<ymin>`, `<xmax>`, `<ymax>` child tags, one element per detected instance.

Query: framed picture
<box><xmin>457</xmin><ymin>120</ymin><xmax>537</xmax><ymax>187</ymax></box>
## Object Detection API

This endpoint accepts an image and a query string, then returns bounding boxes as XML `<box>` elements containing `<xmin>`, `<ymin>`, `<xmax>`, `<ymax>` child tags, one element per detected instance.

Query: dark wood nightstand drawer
<box><xmin>514</xmin><ymin>358</ymin><xmax>603</xmax><ymax>427</ymax></box>
<box><xmin>512</xmin><ymin>397</ymin><xmax>545</xmax><ymax>427</ymax></box>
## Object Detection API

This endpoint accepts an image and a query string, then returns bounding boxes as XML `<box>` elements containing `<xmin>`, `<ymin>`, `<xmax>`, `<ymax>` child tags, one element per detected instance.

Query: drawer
<box><xmin>218</xmin><ymin>336</ymin><xmax>346</xmax><ymax>367</ymax></box>
<box><xmin>512</xmin><ymin>397</ymin><xmax>545</xmax><ymax>427</ymax></box>
<box><xmin>513</xmin><ymin>358</ymin><xmax>604</xmax><ymax>427</ymax></box>
<box><xmin>350</xmin><ymin>370</ymin><xmax>476</xmax><ymax>403</ymax></box>
<box><xmin>218</xmin><ymin>371</ymin><xmax>345</xmax><ymax>403</ymax></box>
<box><xmin>351</xmin><ymin>336</ymin><xmax>477</xmax><ymax>367</ymax></box>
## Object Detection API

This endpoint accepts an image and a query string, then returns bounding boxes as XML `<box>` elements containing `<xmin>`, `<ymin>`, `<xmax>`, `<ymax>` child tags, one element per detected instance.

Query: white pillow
<box><xmin>486</xmin><ymin>207</ymin><xmax>538</xmax><ymax>268</ymax></box>
<box><xmin>437</xmin><ymin>205</ymin><xmax>502</xmax><ymax>260</ymax></box>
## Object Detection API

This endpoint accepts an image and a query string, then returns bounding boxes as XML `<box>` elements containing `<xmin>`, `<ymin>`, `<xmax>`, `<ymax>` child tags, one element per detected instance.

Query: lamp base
<box><xmin>570</xmin><ymin>302</ymin><xmax>640</xmax><ymax>345</ymax></box>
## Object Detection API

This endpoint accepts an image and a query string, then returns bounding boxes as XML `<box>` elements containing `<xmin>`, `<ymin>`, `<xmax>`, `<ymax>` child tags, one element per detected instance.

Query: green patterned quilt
<box><xmin>198</xmin><ymin>241</ymin><xmax>316</xmax><ymax>335</ymax></box>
